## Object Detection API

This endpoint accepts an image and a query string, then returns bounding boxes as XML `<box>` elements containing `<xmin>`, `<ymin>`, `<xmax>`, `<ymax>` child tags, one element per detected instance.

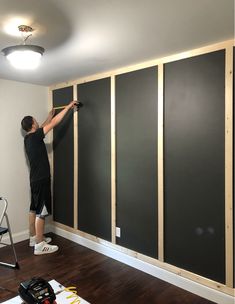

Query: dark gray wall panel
<box><xmin>164</xmin><ymin>50</ymin><xmax>225</xmax><ymax>283</ymax></box>
<box><xmin>77</xmin><ymin>78</ymin><xmax>111</xmax><ymax>241</ymax></box>
<box><xmin>116</xmin><ymin>67</ymin><xmax>158</xmax><ymax>258</ymax></box>
<box><xmin>53</xmin><ymin>86</ymin><xmax>74</xmax><ymax>227</ymax></box>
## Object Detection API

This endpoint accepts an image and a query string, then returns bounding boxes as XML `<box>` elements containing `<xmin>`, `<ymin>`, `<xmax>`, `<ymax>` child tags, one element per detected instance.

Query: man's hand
<box><xmin>67</xmin><ymin>100</ymin><xmax>78</xmax><ymax>109</ymax></box>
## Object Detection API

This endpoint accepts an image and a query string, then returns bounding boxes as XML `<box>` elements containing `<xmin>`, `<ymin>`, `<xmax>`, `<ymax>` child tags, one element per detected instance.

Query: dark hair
<box><xmin>21</xmin><ymin>116</ymin><xmax>33</xmax><ymax>132</ymax></box>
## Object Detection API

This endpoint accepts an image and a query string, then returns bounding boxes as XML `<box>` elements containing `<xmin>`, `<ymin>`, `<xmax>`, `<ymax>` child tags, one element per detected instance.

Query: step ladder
<box><xmin>0</xmin><ymin>197</ymin><xmax>19</xmax><ymax>269</ymax></box>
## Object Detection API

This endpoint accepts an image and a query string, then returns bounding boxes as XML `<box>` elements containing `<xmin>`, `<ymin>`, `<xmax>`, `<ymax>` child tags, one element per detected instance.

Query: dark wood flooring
<box><xmin>0</xmin><ymin>233</ymin><xmax>215</xmax><ymax>304</ymax></box>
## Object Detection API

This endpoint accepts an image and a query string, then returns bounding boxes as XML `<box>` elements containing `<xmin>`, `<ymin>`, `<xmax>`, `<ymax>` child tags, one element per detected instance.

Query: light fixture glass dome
<box><xmin>1</xmin><ymin>25</ymin><xmax>45</xmax><ymax>70</ymax></box>
<box><xmin>2</xmin><ymin>45</ymin><xmax>44</xmax><ymax>70</ymax></box>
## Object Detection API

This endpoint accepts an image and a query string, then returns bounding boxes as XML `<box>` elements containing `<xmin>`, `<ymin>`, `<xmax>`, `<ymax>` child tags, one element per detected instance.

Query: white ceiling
<box><xmin>0</xmin><ymin>0</ymin><xmax>234</xmax><ymax>86</ymax></box>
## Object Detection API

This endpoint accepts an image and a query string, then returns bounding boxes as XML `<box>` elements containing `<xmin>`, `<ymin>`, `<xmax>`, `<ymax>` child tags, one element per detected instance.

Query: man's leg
<box><xmin>34</xmin><ymin>216</ymin><xmax>58</xmax><ymax>255</ymax></box>
<box><xmin>35</xmin><ymin>217</ymin><xmax>45</xmax><ymax>244</ymax></box>
<box><xmin>29</xmin><ymin>211</ymin><xmax>36</xmax><ymax>237</ymax></box>
<box><xmin>33</xmin><ymin>179</ymin><xmax>58</xmax><ymax>254</ymax></box>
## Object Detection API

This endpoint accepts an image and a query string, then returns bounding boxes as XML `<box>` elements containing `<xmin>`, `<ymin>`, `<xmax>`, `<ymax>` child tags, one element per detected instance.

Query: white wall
<box><xmin>0</xmin><ymin>78</ymin><xmax>49</xmax><ymax>240</ymax></box>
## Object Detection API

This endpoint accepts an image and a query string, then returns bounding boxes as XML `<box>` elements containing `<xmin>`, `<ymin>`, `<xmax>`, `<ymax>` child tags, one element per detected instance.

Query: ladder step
<box><xmin>0</xmin><ymin>227</ymin><xmax>8</xmax><ymax>235</ymax></box>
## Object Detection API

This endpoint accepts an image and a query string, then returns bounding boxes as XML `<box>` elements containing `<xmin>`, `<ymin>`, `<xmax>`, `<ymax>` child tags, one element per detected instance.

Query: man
<box><xmin>21</xmin><ymin>100</ymin><xmax>77</xmax><ymax>255</ymax></box>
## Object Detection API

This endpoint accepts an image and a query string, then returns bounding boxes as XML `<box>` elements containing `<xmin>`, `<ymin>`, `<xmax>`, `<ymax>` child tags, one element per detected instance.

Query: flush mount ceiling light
<box><xmin>2</xmin><ymin>25</ymin><xmax>45</xmax><ymax>70</ymax></box>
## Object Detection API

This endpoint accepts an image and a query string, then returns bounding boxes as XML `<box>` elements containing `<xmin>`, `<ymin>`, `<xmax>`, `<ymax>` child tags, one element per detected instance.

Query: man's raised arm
<box><xmin>43</xmin><ymin>100</ymin><xmax>77</xmax><ymax>135</ymax></box>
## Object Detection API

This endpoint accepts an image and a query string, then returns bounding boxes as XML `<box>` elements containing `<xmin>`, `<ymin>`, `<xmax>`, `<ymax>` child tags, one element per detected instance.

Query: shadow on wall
<box><xmin>20</xmin><ymin>128</ymin><xmax>30</xmax><ymax>171</ymax></box>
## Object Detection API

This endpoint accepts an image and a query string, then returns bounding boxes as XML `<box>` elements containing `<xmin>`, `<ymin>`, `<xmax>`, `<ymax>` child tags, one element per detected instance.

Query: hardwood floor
<box><xmin>0</xmin><ymin>233</ymin><xmax>215</xmax><ymax>304</ymax></box>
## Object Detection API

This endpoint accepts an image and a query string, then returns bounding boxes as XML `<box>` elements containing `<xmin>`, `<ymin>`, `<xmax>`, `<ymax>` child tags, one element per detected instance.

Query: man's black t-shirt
<box><xmin>24</xmin><ymin>128</ymin><xmax>50</xmax><ymax>183</ymax></box>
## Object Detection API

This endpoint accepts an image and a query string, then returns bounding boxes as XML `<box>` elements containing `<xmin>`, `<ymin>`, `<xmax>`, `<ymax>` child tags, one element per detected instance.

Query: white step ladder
<box><xmin>0</xmin><ymin>197</ymin><xmax>19</xmax><ymax>269</ymax></box>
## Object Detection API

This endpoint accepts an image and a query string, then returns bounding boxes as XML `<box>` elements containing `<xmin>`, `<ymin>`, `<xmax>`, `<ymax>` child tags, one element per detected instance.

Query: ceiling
<box><xmin>0</xmin><ymin>0</ymin><xmax>234</xmax><ymax>86</ymax></box>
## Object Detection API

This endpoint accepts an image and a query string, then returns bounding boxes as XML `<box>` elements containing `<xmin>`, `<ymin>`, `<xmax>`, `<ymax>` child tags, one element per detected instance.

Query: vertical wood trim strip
<box><xmin>73</xmin><ymin>85</ymin><xmax>78</xmax><ymax>229</ymax></box>
<box><xmin>48</xmin><ymin>89</ymin><xmax>54</xmax><ymax>217</ymax></box>
<box><xmin>158</xmin><ymin>64</ymin><xmax>164</xmax><ymax>261</ymax></box>
<box><xmin>111</xmin><ymin>75</ymin><xmax>116</xmax><ymax>243</ymax></box>
<box><xmin>225</xmin><ymin>45</ymin><xmax>233</xmax><ymax>287</ymax></box>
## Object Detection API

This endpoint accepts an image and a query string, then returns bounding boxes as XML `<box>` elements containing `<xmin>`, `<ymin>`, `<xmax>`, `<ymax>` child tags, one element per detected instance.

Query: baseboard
<box><xmin>0</xmin><ymin>229</ymin><xmax>28</xmax><ymax>247</ymax></box>
<box><xmin>0</xmin><ymin>224</ymin><xmax>52</xmax><ymax>247</ymax></box>
<box><xmin>50</xmin><ymin>224</ymin><xmax>234</xmax><ymax>304</ymax></box>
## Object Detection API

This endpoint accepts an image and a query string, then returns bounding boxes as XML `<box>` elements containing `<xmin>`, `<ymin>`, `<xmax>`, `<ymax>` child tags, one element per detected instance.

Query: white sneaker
<box><xmin>34</xmin><ymin>241</ymin><xmax>58</xmax><ymax>255</ymax></box>
<box><xmin>29</xmin><ymin>236</ymin><xmax>52</xmax><ymax>247</ymax></box>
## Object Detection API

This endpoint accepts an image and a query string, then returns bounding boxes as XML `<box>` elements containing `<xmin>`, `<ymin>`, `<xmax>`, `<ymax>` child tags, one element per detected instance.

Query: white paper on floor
<box><xmin>1</xmin><ymin>279</ymin><xmax>90</xmax><ymax>304</ymax></box>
